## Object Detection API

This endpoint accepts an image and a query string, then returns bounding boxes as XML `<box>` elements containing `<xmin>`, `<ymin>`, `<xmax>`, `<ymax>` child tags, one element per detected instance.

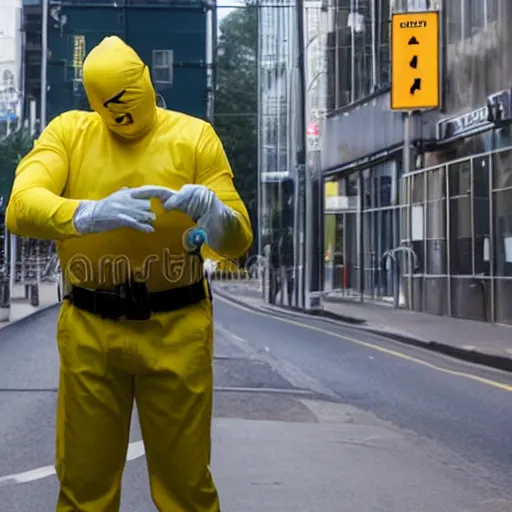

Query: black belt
<box><xmin>64</xmin><ymin>280</ymin><xmax>210</xmax><ymax>321</ymax></box>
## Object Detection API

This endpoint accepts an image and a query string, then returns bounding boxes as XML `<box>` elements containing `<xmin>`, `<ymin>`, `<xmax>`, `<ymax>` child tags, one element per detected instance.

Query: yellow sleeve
<box><xmin>195</xmin><ymin>122</ymin><xmax>253</xmax><ymax>261</ymax></box>
<box><xmin>5</xmin><ymin>113</ymin><xmax>82</xmax><ymax>240</ymax></box>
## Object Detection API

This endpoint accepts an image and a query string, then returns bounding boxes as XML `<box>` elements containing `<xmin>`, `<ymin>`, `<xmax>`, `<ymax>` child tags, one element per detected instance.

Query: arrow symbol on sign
<box><xmin>410</xmin><ymin>78</ymin><xmax>421</xmax><ymax>95</ymax></box>
<box><xmin>408</xmin><ymin>36</ymin><xmax>419</xmax><ymax>45</ymax></box>
<box><xmin>409</xmin><ymin>56</ymin><xmax>418</xmax><ymax>68</ymax></box>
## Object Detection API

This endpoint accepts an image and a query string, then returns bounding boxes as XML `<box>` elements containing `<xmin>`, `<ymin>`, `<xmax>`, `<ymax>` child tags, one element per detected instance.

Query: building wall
<box><xmin>258</xmin><ymin>0</ymin><xmax>299</xmax><ymax>306</ymax></box>
<box><xmin>395</xmin><ymin>0</ymin><xmax>512</xmax><ymax>323</ymax></box>
<box><xmin>0</xmin><ymin>0</ymin><xmax>22</xmax><ymax>124</ymax></box>
<box><xmin>258</xmin><ymin>0</ymin><xmax>512</xmax><ymax>321</ymax></box>
<box><xmin>324</xmin><ymin>0</ymin><xmax>391</xmax><ymax>112</ymax></box>
<box><xmin>318</xmin><ymin>0</ymin><xmax>512</xmax><ymax>324</ymax></box>
<box><xmin>22</xmin><ymin>1</ymin><xmax>42</xmax><ymax>120</ymax></box>
<box><xmin>444</xmin><ymin>0</ymin><xmax>510</xmax><ymax>115</ymax></box>
<box><xmin>45</xmin><ymin>1</ymin><xmax>209</xmax><ymax>124</ymax></box>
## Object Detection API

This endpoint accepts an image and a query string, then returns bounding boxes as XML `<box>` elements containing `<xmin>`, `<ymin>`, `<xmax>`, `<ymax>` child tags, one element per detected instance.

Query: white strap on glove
<box><xmin>73</xmin><ymin>187</ymin><xmax>158</xmax><ymax>234</ymax></box>
<box><xmin>134</xmin><ymin>184</ymin><xmax>240</xmax><ymax>253</ymax></box>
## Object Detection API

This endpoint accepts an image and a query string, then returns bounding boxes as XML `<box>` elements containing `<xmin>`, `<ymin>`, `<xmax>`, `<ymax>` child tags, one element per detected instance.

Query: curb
<box><xmin>213</xmin><ymin>287</ymin><xmax>512</xmax><ymax>374</ymax></box>
<box><xmin>0</xmin><ymin>302</ymin><xmax>60</xmax><ymax>335</ymax></box>
<box><xmin>211</xmin><ymin>285</ymin><xmax>365</xmax><ymax>325</ymax></box>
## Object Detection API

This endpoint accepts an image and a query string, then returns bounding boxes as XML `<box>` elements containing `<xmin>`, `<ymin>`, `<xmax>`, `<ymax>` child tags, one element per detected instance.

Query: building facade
<box><xmin>258</xmin><ymin>0</ymin><xmax>512</xmax><ymax>323</ymax></box>
<box><xmin>44</xmin><ymin>0</ymin><xmax>214</xmax><ymax>124</ymax></box>
<box><xmin>17</xmin><ymin>0</ymin><xmax>214</xmax><ymax>130</ymax></box>
<box><xmin>406</xmin><ymin>0</ymin><xmax>512</xmax><ymax>323</ymax></box>
<box><xmin>320</xmin><ymin>0</ymin><xmax>512</xmax><ymax>324</ymax></box>
<box><xmin>0</xmin><ymin>0</ymin><xmax>23</xmax><ymax>131</ymax></box>
<box><xmin>258</xmin><ymin>0</ymin><xmax>298</xmax><ymax>306</ymax></box>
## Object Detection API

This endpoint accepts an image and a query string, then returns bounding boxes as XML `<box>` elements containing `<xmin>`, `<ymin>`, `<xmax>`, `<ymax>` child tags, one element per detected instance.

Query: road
<box><xmin>0</xmin><ymin>296</ymin><xmax>511</xmax><ymax>511</ymax></box>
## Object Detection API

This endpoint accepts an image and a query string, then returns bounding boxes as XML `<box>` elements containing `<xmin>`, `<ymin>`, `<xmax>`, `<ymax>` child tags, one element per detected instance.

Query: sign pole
<box><xmin>403</xmin><ymin>110</ymin><xmax>413</xmax><ymax>310</ymax></box>
<box><xmin>391</xmin><ymin>9</ymin><xmax>441</xmax><ymax>311</ymax></box>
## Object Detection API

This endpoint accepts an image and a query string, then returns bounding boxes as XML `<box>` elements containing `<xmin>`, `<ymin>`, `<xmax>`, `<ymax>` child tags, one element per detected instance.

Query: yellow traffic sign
<box><xmin>391</xmin><ymin>10</ymin><xmax>440</xmax><ymax>110</ymax></box>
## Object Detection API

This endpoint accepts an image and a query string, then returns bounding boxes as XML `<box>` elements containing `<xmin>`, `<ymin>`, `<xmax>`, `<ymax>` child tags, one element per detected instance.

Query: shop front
<box><xmin>320</xmin><ymin>90</ymin><xmax>436</xmax><ymax>305</ymax></box>
<box><xmin>401</xmin><ymin>88</ymin><xmax>512</xmax><ymax>324</ymax></box>
<box><xmin>324</xmin><ymin>156</ymin><xmax>403</xmax><ymax>304</ymax></box>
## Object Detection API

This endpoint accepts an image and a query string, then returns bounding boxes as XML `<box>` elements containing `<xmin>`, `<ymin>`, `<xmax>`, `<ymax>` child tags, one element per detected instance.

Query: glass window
<box><xmin>347</xmin><ymin>173</ymin><xmax>359</xmax><ymax>198</ymax></box>
<box><xmin>473</xmin><ymin>156</ymin><xmax>490</xmax><ymax>275</ymax></box>
<box><xmin>449</xmin><ymin>196</ymin><xmax>472</xmax><ymax>275</ymax></box>
<box><xmin>427</xmin><ymin>166</ymin><xmax>446</xmax><ymax>200</ymax></box>
<box><xmin>326</xmin><ymin>0</ymin><xmax>390</xmax><ymax>111</ymax></box>
<box><xmin>493</xmin><ymin>189</ymin><xmax>512</xmax><ymax>276</ymax></box>
<box><xmin>447</xmin><ymin>0</ymin><xmax>500</xmax><ymax>43</ymax></box>
<box><xmin>152</xmin><ymin>50</ymin><xmax>173</xmax><ymax>85</ymax></box>
<box><xmin>448</xmin><ymin>159</ymin><xmax>471</xmax><ymax>196</ymax></box>
<box><xmin>373</xmin><ymin>162</ymin><xmax>393</xmax><ymax>207</ymax></box>
<box><xmin>362</xmin><ymin>168</ymin><xmax>372</xmax><ymax>209</ymax></box>
<box><xmin>492</xmin><ymin>148</ymin><xmax>512</xmax><ymax>191</ymax></box>
<box><xmin>411</xmin><ymin>173</ymin><xmax>425</xmax><ymax>205</ymax></box>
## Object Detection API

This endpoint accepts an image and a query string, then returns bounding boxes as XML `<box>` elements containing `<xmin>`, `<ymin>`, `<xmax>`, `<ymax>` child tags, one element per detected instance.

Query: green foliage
<box><xmin>0</xmin><ymin>130</ymin><xmax>33</xmax><ymax>211</ymax></box>
<box><xmin>214</xmin><ymin>5</ymin><xmax>258</xmax><ymax>243</ymax></box>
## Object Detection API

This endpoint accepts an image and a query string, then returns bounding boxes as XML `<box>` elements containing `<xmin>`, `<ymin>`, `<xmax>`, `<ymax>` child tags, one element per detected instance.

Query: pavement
<box><xmin>212</xmin><ymin>280</ymin><xmax>512</xmax><ymax>372</ymax></box>
<box><xmin>0</xmin><ymin>282</ymin><xmax>60</xmax><ymax>329</ymax></box>
<box><xmin>0</xmin><ymin>294</ymin><xmax>511</xmax><ymax>510</ymax></box>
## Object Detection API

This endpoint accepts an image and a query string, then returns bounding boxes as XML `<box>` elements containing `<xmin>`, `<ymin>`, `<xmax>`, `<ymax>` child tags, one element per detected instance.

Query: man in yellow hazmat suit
<box><xmin>6</xmin><ymin>36</ymin><xmax>252</xmax><ymax>511</ymax></box>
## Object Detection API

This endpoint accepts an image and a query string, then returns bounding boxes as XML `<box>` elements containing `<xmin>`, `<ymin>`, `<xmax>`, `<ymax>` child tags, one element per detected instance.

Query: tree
<box><xmin>0</xmin><ymin>130</ymin><xmax>33</xmax><ymax>213</ymax></box>
<box><xmin>214</xmin><ymin>5</ymin><xmax>258</xmax><ymax>253</ymax></box>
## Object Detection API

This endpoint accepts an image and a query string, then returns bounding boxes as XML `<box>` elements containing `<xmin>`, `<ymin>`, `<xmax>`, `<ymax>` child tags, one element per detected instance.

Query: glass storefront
<box><xmin>323</xmin><ymin>157</ymin><xmax>401</xmax><ymax>303</ymax></box>
<box><xmin>324</xmin><ymin>0</ymin><xmax>391</xmax><ymax>112</ymax></box>
<box><xmin>400</xmin><ymin>145</ymin><xmax>512</xmax><ymax>324</ymax></box>
<box><xmin>258</xmin><ymin>0</ymin><xmax>298</xmax><ymax>306</ymax></box>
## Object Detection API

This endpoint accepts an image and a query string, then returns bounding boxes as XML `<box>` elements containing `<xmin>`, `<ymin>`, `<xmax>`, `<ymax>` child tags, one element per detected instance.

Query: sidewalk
<box><xmin>211</xmin><ymin>399</ymin><xmax>509</xmax><ymax>512</ymax></box>
<box><xmin>212</xmin><ymin>280</ymin><xmax>512</xmax><ymax>372</ymax></box>
<box><xmin>0</xmin><ymin>282</ymin><xmax>60</xmax><ymax>330</ymax></box>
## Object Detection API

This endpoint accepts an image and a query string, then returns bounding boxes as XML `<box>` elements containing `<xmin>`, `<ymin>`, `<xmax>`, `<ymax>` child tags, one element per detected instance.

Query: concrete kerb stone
<box><xmin>212</xmin><ymin>287</ymin><xmax>512</xmax><ymax>374</ymax></box>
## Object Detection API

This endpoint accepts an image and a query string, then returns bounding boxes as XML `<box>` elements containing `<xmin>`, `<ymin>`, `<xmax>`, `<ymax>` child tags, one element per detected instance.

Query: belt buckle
<box><xmin>117</xmin><ymin>279</ymin><xmax>151</xmax><ymax>321</ymax></box>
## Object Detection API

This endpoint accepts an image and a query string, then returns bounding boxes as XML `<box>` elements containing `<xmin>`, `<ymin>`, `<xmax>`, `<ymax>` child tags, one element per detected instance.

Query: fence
<box><xmin>0</xmin><ymin>231</ymin><xmax>59</xmax><ymax>321</ymax></box>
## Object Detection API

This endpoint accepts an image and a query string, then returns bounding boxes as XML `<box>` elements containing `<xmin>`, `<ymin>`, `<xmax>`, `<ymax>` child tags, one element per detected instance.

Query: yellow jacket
<box><xmin>6</xmin><ymin>36</ymin><xmax>252</xmax><ymax>290</ymax></box>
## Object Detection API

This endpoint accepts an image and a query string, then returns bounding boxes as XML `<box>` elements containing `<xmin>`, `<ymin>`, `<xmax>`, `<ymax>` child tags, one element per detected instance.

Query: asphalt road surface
<box><xmin>0</xmin><ymin>296</ymin><xmax>511</xmax><ymax>511</ymax></box>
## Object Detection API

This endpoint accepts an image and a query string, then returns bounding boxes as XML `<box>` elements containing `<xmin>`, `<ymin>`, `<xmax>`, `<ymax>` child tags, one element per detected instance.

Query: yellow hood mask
<box><xmin>82</xmin><ymin>36</ymin><xmax>156</xmax><ymax>140</ymax></box>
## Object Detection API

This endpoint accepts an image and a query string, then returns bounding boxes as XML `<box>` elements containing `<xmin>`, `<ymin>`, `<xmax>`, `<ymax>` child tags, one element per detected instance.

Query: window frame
<box><xmin>152</xmin><ymin>49</ymin><xmax>174</xmax><ymax>86</ymax></box>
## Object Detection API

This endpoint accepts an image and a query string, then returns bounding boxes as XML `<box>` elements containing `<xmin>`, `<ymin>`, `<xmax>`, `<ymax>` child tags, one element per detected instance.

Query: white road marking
<box><xmin>0</xmin><ymin>440</ymin><xmax>147</xmax><ymax>486</ymax></box>
<box><xmin>0</xmin><ymin>313</ymin><xmax>332</xmax><ymax>488</ymax></box>
<box><xmin>0</xmin><ymin>381</ymin><xmax>312</xmax><ymax>487</ymax></box>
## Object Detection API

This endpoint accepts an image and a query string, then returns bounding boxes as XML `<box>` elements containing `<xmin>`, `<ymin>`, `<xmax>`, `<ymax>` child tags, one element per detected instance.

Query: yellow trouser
<box><xmin>54</xmin><ymin>298</ymin><xmax>219</xmax><ymax>512</ymax></box>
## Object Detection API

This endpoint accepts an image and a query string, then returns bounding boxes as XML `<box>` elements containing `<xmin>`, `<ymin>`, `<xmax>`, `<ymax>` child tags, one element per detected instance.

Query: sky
<box><xmin>216</xmin><ymin>0</ymin><xmax>245</xmax><ymax>21</ymax></box>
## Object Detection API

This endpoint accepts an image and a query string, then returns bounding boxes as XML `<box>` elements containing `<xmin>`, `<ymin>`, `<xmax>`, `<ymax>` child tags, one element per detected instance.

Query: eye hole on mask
<box><xmin>115</xmin><ymin>113</ymin><xmax>134</xmax><ymax>125</ymax></box>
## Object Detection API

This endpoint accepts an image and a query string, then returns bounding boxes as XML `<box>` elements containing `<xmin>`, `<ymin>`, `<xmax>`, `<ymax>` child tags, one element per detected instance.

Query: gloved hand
<box><xmin>134</xmin><ymin>184</ymin><xmax>241</xmax><ymax>253</ymax></box>
<box><xmin>73</xmin><ymin>186</ymin><xmax>158</xmax><ymax>234</ymax></box>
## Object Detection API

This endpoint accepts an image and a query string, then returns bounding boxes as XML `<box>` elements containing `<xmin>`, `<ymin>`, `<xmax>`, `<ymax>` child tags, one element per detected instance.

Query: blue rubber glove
<box><xmin>73</xmin><ymin>186</ymin><xmax>157</xmax><ymax>234</ymax></box>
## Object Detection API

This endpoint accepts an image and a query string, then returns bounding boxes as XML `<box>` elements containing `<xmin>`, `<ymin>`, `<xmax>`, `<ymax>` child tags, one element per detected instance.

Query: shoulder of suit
<box><xmin>157</xmin><ymin>108</ymin><xmax>212</xmax><ymax>133</ymax></box>
<box><xmin>55</xmin><ymin>110</ymin><xmax>102</xmax><ymax>131</ymax></box>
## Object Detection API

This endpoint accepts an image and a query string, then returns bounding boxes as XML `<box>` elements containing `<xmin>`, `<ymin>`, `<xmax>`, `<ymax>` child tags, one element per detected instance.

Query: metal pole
<box><xmin>1</xmin><ymin>222</ymin><xmax>11</xmax><ymax>322</ymax></box>
<box><xmin>18</xmin><ymin>8</ymin><xmax>26</xmax><ymax>130</ymax></box>
<box><xmin>34</xmin><ymin>0</ymin><xmax>49</xmax><ymax>307</ymax></box>
<box><xmin>256</xmin><ymin>0</ymin><xmax>263</xmax><ymax>258</ymax></box>
<box><xmin>446</xmin><ymin>162</ymin><xmax>452</xmax><ymax>316</ymax></box>
<box><xmin>40</xmin><ymin>0</ymin><xmax>48</xmax><ymax>130</ymax></box>
<box><xmin>488</xmin><ymin>152</ymin><xmax>494</xmax><ymax>322</ymax></box>
<box><xmin>370</xmin><ymin>0</ymin><xmax>377</xmax><ymax>90</ymax></box>
<box><xmin>391</xmin><ymin>160</ymin><xmax>399</xmax><ymax>308</ymax></box>
<box><xmin>404</xmin><ymin>111</ymin><xmax>413</xmax><ymax>310</ymax></box>
<box><xmin>9</xmin><ymin>233</ymin><xmax>16</xmax><ymax>295</ymax></box>
<box><xmin>350</xmin><ymin>0</ymin><xmax>355</xmax><ymax>103</ymax></box>
<box><xmin>296</xmin><ymin>0</ymin><xmax>307</xmax><ymax>310</ymax></box>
